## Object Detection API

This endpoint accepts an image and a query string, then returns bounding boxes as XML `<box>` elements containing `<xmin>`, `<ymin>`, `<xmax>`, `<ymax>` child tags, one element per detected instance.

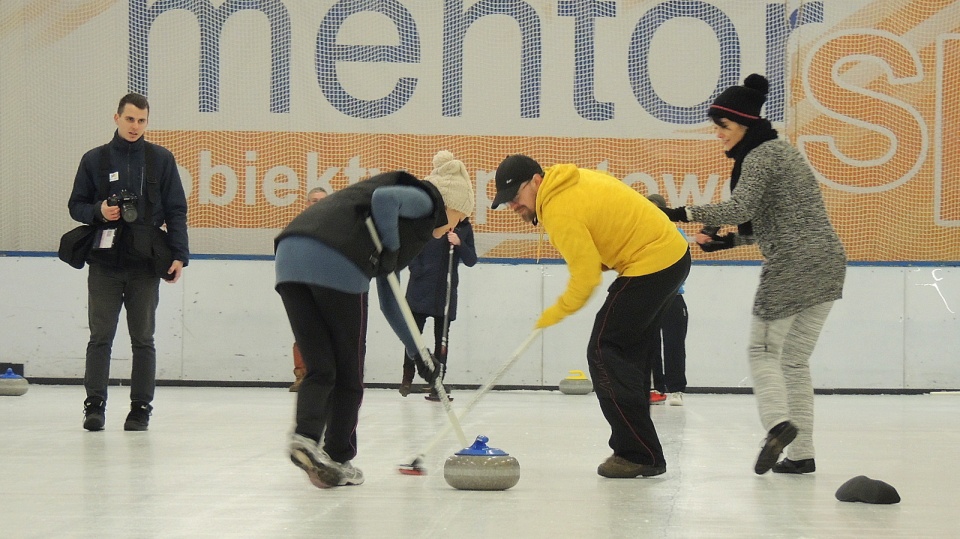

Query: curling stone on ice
<box><xmin>559</xmin><ymin>369</ymin><xmax>593</xmax><ymax>395</ymax></box>
<box><xmin>444</xmin><ymin>435</ymin><xmax>520</xmax><ymax>491</ymax></box>
<box><xmin>0</xmin><ymin>368</ymin><xmax>29</xmax><ymax>396</ymax></box>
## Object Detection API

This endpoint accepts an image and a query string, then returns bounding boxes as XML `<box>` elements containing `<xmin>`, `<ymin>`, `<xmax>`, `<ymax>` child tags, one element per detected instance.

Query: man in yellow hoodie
<box><xmin>491</xmin><ymin>154</ymin><xmax>691</xmax><ymax>478</ymax></box>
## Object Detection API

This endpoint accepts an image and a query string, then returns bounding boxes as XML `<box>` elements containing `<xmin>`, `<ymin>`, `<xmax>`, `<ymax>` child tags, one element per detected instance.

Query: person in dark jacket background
<box><xmin>399</xmin><ymin>199</ymin><xmax>477</xmax><ymax>400</ymax></box>
<box><xmin>67</xmin><ymin>92</ymin><xmax>189</xmax><ymax>433</ymax></box>
<box><xmin>274</xmin><ymin>150</ymin><xmax>475</xmax><ymax>489</ymax></box>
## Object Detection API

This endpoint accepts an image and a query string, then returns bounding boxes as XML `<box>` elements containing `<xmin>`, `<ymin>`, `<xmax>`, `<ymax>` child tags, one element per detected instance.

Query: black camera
<box><xmin>107</xmin><ymin>189</ymin><xmax>139</xmax><ymax>223</ymax></box>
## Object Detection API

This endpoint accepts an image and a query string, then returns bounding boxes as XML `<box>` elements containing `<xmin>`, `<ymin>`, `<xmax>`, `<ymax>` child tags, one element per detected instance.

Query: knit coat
<box><xmin>689</xmin><ymin>139</ymin><xmax>846</xmax><ymax>320</ymax></box>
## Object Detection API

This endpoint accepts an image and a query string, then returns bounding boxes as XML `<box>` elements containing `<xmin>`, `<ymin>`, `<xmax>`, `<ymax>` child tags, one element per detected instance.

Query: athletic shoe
<box><xmin>82</xmin><ymin>397</ymin><xmax>106</xmax><ymax>431</ymax></box>
<box><xmin>597</xmin><ymin>455</ymin><xmax>666</xmax><ymax>478</ymax></box>
<box><xmin>123</xmin><ymin>401</ymin><xmax>152</xmax><ymax>431</ymax></box>
<box><xmin>773</xmin><ymin>458</ymin><xmax>816</xmax><ymax>474</ymax></box>
<box><xmin>289</xmin><ymin>434</ymin><xmax>342</xmax><ymax>488</ymax></box>
<box><xmin>754</xmin><ymin>421</ymin><xmax>798</xmax><ymax>475</ymax></box>
<box><xmin>666</xmin><ymin>392</ymin><xmax>684</xmax><ymax>406</ymax></box>
<box><xmin>649</xmin><ymin>390</ymin><xmax>666</xmax><ymax>405</ymax></box>
<box><xmin>329</xmin><ymin>459</ymin><xmax>365</xmax><ymax>486</ymax></box>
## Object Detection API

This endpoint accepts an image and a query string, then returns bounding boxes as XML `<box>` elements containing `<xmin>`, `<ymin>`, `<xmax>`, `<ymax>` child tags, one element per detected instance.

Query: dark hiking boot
<box><xmin>83</xmin><ymin>397</ymin><xmax>106</xmax><ymax>431</ymax></box>
<box><xmin>123</xmin><ymin>401</ymin><xmax>153</xmax><ymax>431</ymax></box>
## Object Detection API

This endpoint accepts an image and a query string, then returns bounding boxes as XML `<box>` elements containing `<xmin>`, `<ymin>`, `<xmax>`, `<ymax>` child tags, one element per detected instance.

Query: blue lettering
<box><xmin>764</xmin><ymin>2</ymin><xmax>824</xmax><ymax>122</ymax></box>
<box><xmin>442</xmin><ymin>0</ymin><xmax>541</xmax><ymax>118</ymax></box>
<box><xmin>559</xmin><ymin>0</ymin><xmax>617</xmax><ymax>121</ymax></box>
<box><xmin>316</xmin><ymin>0</ymin><xmax>420</xmax><ymax>119</ymax></box>
<box><xmin>126</xmin><ymin>1</ymin><xmax>810</xmax><ymax>124</ymax></box>
<box><xmin>629</xmin><ymin>0</ymin><xmax>740</xmax><ymax>125</ymax></box>
<box><xmin>128</xmin><ymin>0</ymin><xmax>291</xmax><ymax>113</ymax></box>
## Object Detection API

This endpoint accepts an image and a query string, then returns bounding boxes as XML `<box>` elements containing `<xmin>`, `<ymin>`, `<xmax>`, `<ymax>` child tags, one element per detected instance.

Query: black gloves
<box><xmin>378</xmin><ymin>248</ymin><xmax>398</xmax><ymax>274</ymax></box>
<box><xmin>661</xmin><ymin>206</ymin><xmax>689</xmax><ymax>222</ymax></box>
<box><xmin>698</xmin><ymin>226</ymin><xmax>736</xmax><ymax>252</ymax></box>
<box><xmin>414</xmin><ymin>351</ymin><xmax>443</xmax><ymax>385</ymax></box>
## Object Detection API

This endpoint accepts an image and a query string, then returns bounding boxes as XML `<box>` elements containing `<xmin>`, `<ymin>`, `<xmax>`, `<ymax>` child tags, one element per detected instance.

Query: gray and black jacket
<box><xmin>690</xmin><ymin>139</ymin><xmax>846</xmax><ymax>320</ymax></box>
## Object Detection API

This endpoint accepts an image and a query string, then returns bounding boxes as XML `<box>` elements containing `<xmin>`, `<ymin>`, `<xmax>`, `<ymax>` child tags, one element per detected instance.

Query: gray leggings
<box><xmin>748</xmin><ymin>301</ymin><xmax>834</xmax><ymax>460</ymax></box>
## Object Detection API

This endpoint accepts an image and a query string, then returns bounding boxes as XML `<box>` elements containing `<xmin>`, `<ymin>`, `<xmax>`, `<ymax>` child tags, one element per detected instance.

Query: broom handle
<box><xmin>439</xmin><ymin>243</ymin><xmax>455</xmax><ymax>356</ymax></box>
<box><xmin>407</xmin><ymin>328</ymin><xmax>542</xmax><ymax>462</ymax></box>
<box><xmin>364</xmin><ymin>217</ymin><xmax>467</xmax><ymax>447</ymax></box>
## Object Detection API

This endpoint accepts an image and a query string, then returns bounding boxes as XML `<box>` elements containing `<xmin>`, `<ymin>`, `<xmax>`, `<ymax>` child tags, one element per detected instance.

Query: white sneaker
<box><xmin>330</xmin><ymin>459</ymin><xmax>365</xmax><ymax>486</ymax></box>
<box><xmin>289</xmin><ymin>434</ymin><xmax>342</xmax><ymax>488</ymax></box>
<box><xmin>666</xmin><ymin>392</ymin><xmax>684</xmax><ymax>406</ymax></box>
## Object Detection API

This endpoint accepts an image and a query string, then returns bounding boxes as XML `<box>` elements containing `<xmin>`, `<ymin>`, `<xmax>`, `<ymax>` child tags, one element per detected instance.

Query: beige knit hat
<box><xmin>423</xmin><ymin>150</ymin><xmax>475</xmax><ymax>216</ymax></box>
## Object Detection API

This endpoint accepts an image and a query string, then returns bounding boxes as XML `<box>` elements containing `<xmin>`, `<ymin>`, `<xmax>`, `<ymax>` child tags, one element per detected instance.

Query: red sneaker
<box><xmin>649</xmin><ymin>390</ymin><xmax>666</xmax><ymax>405</ymax></box>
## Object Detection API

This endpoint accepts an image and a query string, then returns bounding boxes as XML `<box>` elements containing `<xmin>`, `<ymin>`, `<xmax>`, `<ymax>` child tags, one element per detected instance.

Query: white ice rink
<box><xmin>1</xmin><ymin>385</ymin><xmax>958</xmax><ymax>538</ymax></box>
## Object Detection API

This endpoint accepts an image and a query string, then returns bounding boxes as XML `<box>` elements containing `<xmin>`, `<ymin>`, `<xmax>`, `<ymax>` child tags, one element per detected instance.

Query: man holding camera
<box><xmin>67</xmin><ymin>93</ymin><xmax>189</xmax><ymax>432</ymax></box>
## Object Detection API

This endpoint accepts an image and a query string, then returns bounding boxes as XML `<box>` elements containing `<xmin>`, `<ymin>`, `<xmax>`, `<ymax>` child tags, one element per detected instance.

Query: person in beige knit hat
<box><xmin>399</xmin><ymin>151</ymin><xmax>477</xmax><ymax>400</ymax></box>
<box><xmin>421</xmin><ymin>150</ymin><xmax>475</xmax><ymax>215</ymax></box>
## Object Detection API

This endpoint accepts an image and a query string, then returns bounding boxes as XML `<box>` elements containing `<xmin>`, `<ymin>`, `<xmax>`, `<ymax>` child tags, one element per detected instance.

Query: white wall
<box><xmin>1</xmin><ymin>257</ymin><xmax>957</xmax><ymax>390</ymax></box>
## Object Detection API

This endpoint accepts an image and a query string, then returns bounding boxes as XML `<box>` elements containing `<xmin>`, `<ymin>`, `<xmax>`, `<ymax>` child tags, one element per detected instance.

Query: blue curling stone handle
<box><xmin>1</xmin><ymin>368</ymin><xmax>24</xmax><ymax>379</ymax></box>
<box><xmin>456</xmin><ymin>435</ymin><xmax>509</xmax><ymax>456</ymax></box>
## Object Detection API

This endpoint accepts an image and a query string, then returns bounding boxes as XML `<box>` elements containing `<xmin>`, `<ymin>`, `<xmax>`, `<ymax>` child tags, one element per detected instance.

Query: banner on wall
<box><xmin>2</xmin><ymin>1</ymin><xmax>958</xmax><ymax>260</ymax></box>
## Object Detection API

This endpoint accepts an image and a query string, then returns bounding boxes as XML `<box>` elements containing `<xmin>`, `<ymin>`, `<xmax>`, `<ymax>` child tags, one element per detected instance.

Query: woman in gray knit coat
<box><xmin>663</xmin><ymin>74</ymin><xmax>846</xmax><ymax>476</ymax></box>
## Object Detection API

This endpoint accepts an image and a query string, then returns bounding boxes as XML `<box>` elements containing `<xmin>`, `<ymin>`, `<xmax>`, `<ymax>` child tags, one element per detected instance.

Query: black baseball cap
<box><xmin>491</xmin><ymin>154</ymin><xmax>543</xmax><ymax>209</ymax></box>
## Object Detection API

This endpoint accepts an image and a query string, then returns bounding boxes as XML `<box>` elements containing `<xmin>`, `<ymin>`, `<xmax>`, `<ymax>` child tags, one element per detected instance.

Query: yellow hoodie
<box><xmin>535</xmin><ymin>164</ymin><xmax>689</xmax><ymax>328</ymax></box>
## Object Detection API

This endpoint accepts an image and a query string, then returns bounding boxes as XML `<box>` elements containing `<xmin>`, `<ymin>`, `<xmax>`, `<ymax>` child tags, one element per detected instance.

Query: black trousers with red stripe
<box><xmin>277</xmin><ymin>282</ymin><xmax>368</xmax><ymax>464</ymax></box>
<box><xmin>587</xmin><ymin>250</ymin><xmax>691</xmax><ymax>466</ymax></box>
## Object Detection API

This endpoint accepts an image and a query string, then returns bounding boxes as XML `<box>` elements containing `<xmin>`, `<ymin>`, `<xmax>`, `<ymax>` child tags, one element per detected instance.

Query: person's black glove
<box><xmin>698</xmin><ymin>226</ymin><xmax>736</xmax><ymax>252</ymax></box>
<box><xmin>414</xmin><ymin>351</ymin><xmax>442</xmax><ymax>385</ymax></box>
<box><xmin>661</xmin><ymin>206</ymin><xmax>689</xmax><ymax>222</ymax></box>
<box><xmin>378</xmin><ymin>248</ymin><xmax>398</xmax><ymax>274</ymax></box>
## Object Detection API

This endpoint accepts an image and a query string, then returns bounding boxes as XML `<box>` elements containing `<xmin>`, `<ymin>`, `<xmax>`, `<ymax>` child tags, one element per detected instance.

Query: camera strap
<box><xmin>143</xmin><ymin>143</ymin><xmax>157</xmax><ymax>224</ymax></box>
<box><xmin>96</xmin><ymin>143</ymin><xmax>112</xmax><ymax>202</ymax></box>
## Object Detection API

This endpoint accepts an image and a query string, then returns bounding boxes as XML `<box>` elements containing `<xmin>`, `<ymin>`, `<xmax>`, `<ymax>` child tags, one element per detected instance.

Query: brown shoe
<box><xmin>399</xmin><ymin>365</ymin><xmax>415</xmax><ymax>397</ymax></box>
<box><xmin>597</xmin><ymin>455</ymin><xmax>666</xmax><ymax>478</ymax></box>
<box><xmin>289</xmin><ymin>368</ymin><xmax>305</xmax><ymax>392</ymax></box>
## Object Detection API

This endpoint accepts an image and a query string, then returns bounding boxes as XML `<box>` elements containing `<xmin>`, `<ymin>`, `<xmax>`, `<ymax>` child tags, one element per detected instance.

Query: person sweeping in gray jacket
<box><xmin>662</xmin><ymin>74</ymin><xmax>846</xmax><ymax>476</ymax></box>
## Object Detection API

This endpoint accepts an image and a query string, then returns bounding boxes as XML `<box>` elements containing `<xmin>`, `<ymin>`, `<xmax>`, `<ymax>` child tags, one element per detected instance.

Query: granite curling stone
<box><xmin>0</xmin><ymin>368</ymin><xmax>29</xmax><ymax>396</ymax></box>
<box><xmin>558</xmin><ymin>369</ymin><xmax>593</xmax><ymax>395</ymax></box>
<box><xmin>444</xmin><ymin>435</ymin><xmax>520</xmax><ymax>491</ymax></box>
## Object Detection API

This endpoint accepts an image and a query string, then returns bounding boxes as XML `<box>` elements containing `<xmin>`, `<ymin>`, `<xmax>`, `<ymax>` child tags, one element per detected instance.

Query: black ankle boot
<box><xmin>124</xmin><ymin>401</ymin><xmax>153</xmax><ymax>431</ymax></box>
<box><xmin>755</xmin><ymin>421</ymin><xmax>798</xmax><ymax>475</ymax></box>
<box><xmin>83</xmin><ymin>397</ymin><xmax>106</xmax><ymax>431</ymax></box>
<box><xmin>773</xmin><ymin>458</ymin><xmax>815</xmax><ymax>474</ymax></box>
<box><xmin>425</xmin><ymin>365</ymin><xmax>451</xmax><ymax>402</ymax></box>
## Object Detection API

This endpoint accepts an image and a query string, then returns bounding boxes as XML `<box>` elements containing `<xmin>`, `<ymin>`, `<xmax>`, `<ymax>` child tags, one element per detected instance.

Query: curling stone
<box><xmin>558</xmin><ymin>369</ymin><xmax>593</xmax><ymax>395</ymax></box>
<box><xmin>444</xmin><ymin>435</ymin><xmax>520</xmax><ymax>491</ymax></box>
<box><xmin>0</xmin><ymin>368</ymin><xmax>29</xmax><ymax>396</ymax></box>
